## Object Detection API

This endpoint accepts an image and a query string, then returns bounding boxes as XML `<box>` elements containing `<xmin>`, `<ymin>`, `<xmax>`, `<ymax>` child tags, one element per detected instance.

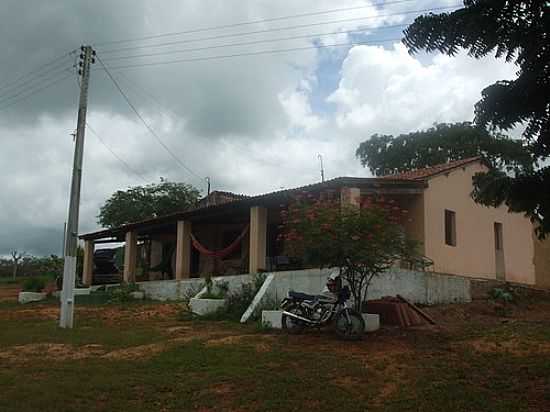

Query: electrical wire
<box><xmin>0</xmin><ymin>66</ymin><xmax>74</xmax><ymax>104</ymax></box>
<box><xmin>97</xmin><ymin>4</ymin><xmax>460</xmax><ymax>55</ymax></box>
<box><xmin>0</xmin><ymin>71</ymin><xmax>73</xmax><ymax>112</ymax></box>
<box><xmin>101</xmin><ymin>22</ymin><xmax>411</xmax><ymax>62</ymax></box>
<box><xmin>95</xmin><ymin>55</ymin><xmax>205</xmax><ymax>187</ymax></box>
<box><xmin>96</xmin><ymin>37</ymin><xmax>402</xmax><ymax>71</ymax></box>
<box><xmin>93</xmin><ymin>0</ymin><xmax>421</xmax><ymax>47</ymax></box>
<box><xmin>0</xmin><ymin>50</ymin><xmax>76</xmax><ymax>93</ymax></box>
<box><xmin>86</xmin><ymin>122</ymin><xmax>148</xmax><ymax>182</ymax></box>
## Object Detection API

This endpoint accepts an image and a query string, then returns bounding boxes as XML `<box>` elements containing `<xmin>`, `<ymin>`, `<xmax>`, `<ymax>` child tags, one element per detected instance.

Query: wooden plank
<box><xmin>396</xmin><ymin>294</ymin><xmax>436</xmax><ymax>325</ymax></box>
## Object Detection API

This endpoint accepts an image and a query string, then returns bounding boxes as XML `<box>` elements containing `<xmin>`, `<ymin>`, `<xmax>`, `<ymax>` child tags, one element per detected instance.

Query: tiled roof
<box><xmin>381</xmin><ymin>156</ymin><xmax>482</xmax><ymax>181</ymax></box>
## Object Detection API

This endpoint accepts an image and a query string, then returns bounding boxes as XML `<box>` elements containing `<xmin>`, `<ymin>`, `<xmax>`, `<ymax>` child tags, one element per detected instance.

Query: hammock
<box><xmin>190</xmin><ymin>224</ymin><xmax>250</xmax><ymax>259</ymax></box>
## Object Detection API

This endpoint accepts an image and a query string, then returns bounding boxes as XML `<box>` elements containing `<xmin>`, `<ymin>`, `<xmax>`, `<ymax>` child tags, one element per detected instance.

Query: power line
<box><xmin>0</xmin><ymin>71</ymin><xmax>73</xmax><ymax>112</ymax></box>
<box><xmin>97</xmin><ymin>4</ymin><xmax>460</xmax><ymax>55</ymax></box>
<box><xmin>86</xmin><ymin>122</ymin><xmax>148</xmax><ymax>182</ymax></box>
<box><xmin>101</xmin><ymin>22</ymin><xmax>412</xmax><ymax>62</ymax></box>
<box><xmin>94</xmin><ymin>0</ymin><xmax>421</xmax><ymax>47</ymax></box>
<box><xmin>0</xmin><ymin>50</ymin><xmax>75</xmax><ymax>92</ymax></box>
<box><xmin>96</xmin><ymin>37</ymin><xmax>403</xmax><ymax>71</ymax></box>
<box><xmin>0</xmin><ymin>66</ymin><xmax>74</xmax><ymax>104</ymax></box>
<box><xmin>95</xmin><ymin>55</ymin><xmax>205</xmax><ymax>186</ymax></box>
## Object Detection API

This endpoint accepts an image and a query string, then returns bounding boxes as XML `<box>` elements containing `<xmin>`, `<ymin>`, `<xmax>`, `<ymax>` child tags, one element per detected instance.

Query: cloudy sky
<box><xmin>0</xmin><ymin>0</ymin><xmax>518</xmax><ymax>256</ymax></box>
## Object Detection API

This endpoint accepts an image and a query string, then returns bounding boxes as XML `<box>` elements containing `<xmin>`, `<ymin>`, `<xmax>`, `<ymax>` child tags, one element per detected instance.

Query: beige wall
<box><xmin>534</xmin><ymin>232</ymin><xmax>550</xmax><ymax>288</ymax></box>
<box><xmin>423</xmin><ymin>162</ymin><xmax>536</xmax><ymax>284</ymax></box>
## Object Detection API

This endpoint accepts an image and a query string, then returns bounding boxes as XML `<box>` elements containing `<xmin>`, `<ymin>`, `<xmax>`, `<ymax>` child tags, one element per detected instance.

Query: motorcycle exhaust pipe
<box><xmin>281</xmin><ymin>310</ymin><xmax>317</xmax><ymax>325</ymax></box>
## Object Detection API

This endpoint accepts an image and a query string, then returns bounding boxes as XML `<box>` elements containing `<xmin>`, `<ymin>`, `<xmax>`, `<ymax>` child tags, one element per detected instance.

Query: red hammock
<box><xmin>190</xmin><ymin>224</ymin><xmax>250</xmax><ymax>259</ymax></box>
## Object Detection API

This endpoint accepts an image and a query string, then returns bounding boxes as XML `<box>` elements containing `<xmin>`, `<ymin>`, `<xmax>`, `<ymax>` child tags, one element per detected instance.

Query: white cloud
<box><xmin>328</xmin><ymin>43</ymin><xmax>517</xmax><ymax>135</ymax></box>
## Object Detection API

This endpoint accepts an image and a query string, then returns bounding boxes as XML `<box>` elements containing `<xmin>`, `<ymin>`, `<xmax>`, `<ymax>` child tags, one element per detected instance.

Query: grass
<box><xmin>1</xmin><ymin>286</ymin><xmax>549</xmax><ymax>411</ymax></box>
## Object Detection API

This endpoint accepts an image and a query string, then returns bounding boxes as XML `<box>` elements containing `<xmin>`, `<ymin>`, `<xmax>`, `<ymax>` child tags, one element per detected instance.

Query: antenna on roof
<box><xmin>318</xmin><ymin>154</ymin><xmax>325</xmax><ymax>183</ymax></box>
<box><xmin>205</xmin><ymin>177</ymin><xmax>211</xmax><ymax>196</ymax></box>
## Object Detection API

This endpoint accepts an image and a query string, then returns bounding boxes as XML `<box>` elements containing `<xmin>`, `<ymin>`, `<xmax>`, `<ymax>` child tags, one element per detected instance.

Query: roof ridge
<box><xmin>381</xmin><ymin>156</ymin><xmax>482</xmax><ymax>181</ymax></box>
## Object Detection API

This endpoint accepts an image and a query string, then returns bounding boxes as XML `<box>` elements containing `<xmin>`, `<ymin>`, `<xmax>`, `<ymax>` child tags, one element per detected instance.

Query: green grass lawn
<box><xmin>0</xmin><ymin>294</ymin><xmax>549</xmax><ymax>412</ymax></box>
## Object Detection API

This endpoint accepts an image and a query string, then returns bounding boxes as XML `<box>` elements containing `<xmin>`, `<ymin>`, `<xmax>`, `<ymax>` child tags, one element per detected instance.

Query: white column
<box><xmin>123</xmin><ymin>231</ymin><xmax>137</xmax><ymax>283</ymax></box>
<box><xmin>249</xmin><ymin>206</ymin><xmax>267</xmax><ymax>274</ymax></box>
<box><xmin>175</xmin><ymin>221</ymin><xmax>192</xmax><ymax>280</ymax></box>
<box><xmin>82</xmin><ymin>240</ymin><xmax>94</xmax><ymax>286</ymax></box>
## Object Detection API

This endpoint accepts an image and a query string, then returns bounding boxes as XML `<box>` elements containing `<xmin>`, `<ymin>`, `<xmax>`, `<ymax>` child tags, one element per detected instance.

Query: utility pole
<box><xmin>318</xmin><ymin>154</ymin><xmax>325</xmax><ymax>183</ymax></box>
<box><xmin>60</xmin><ymin>45</ymin><xmax>95</xmax><ymax>328</ymax></box>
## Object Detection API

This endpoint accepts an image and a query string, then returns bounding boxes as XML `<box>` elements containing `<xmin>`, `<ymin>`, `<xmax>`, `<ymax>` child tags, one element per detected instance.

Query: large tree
<box><xmin>356</xmin><ymin>122</ymin><xmax>533</xmax><ymax>176</ymax></box>
<box><xmin>402</xmin><ymin>0</ymin><xmax>549</xmax><ymax>236</ymax></box>
<box><xmin>98</xmin><ymin>179</ymin><xmax>200</xmax><ymax>228</ymax></box>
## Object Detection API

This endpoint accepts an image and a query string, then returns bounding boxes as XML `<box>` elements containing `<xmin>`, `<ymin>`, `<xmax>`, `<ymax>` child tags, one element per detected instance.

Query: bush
<box><xmin>21</xmin><ymin>277</ymin><xmax>46</xmax><ymax>293</ymax></box>
<box><xmin>222</xmin><ymin>274</ymin><xmax>267</xmax><ymax>321</ymax></box>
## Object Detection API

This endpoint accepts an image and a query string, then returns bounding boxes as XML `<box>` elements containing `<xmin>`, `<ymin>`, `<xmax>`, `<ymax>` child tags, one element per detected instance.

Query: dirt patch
<box><xmin>0</xmin><ymin>285</ymin><xmax>20</xmax><ymax>302</ymax></box>
<box><xmin>0</xmin><ymin>343</ymin><xmax>106</xmax><ymax>362</ymax></box>
<box><xmin>101</xmin><ymin>342</ymin><xmax>168</xmax><ymax>360</ymax></box>
<box><xmin>462</xmin><ymin>337</ymin><xmax>550</xmax><ymax>356</ymax></box>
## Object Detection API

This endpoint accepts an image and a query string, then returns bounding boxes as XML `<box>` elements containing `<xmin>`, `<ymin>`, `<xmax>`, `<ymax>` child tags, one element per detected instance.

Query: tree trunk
<box><xmin>12</xmin><ymin>262</ymin><xmax>18</xmax><ymax>280</ymax></box>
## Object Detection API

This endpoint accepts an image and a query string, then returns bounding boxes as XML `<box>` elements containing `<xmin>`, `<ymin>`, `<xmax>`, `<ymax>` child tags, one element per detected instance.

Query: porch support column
<box><xmin>175</xmin><ymin>221</ymin><xmax>192</xmax><ymax>280</ymax></box>
<box><xmin>249</xmin><ymin>206</ymin><xmax>267</xmax><ymax>274</ymax></box>
<box><xmin>123</xmin><ymin>230</ymin><xmax>137</xmax><ymax>283</ymax></box>
<box><xmin>341</xmin><ymin>187</ymin><xmax>361</xmax><ymax>209</ymax></box>
<box><xmin>82</xmin><ymin>240</ymin><xmax>94</xmax><ymax>286</ymax></box>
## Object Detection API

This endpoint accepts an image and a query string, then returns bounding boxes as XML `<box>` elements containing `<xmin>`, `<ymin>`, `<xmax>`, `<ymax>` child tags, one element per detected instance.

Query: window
<box><xmin>444</xmin><ymin>210</ymin><xmax>456</xmax><ymax>246</ymax></box>
<box><xmin>494</xmin><ymin>222</ymin><xmax>503</xmax><ymax>251</ymax></box>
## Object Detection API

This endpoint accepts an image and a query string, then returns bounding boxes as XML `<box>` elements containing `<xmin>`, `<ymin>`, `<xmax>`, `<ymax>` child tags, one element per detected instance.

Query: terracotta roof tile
<box><xmin>381</xmin><ymin>156</ymin><xmax>482</xmax><ymax>181</ymax></box>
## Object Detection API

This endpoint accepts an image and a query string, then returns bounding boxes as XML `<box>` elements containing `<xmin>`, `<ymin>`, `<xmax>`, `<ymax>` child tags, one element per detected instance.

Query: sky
<box><xmin>0</xmin><ymin>0</ymin><xmax>519</xmax><ymax>257</ymax></box>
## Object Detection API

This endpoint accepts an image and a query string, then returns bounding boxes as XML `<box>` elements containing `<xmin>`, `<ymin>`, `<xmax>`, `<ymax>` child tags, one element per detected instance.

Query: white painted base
<box><xmin>362</xmin><ymin>313</ymin><xmax>380</xmax><ymax>332</ymax></box>
<box><xmin>18</xmin><ymin>292</ymin><xmax>47</xmax><ymax>304</ymax></box>
<box><xmin>130</xmin><ymin>291</ymin><xmax>145</xmax><ymax>300</ymax></box>
<box><xmin>74</xmin><ymin>288</ymin><xmax>91</xmax><ymax>296</ymax></box>
<box><xmin>189</xmin><ymin>297</ymin><xmax>226</xmax><ymax>316</ymax></box>
<box><xmin>262</xmin><ymin>310</ymin><xmax>282</xmax><ymax>329</ymax></box>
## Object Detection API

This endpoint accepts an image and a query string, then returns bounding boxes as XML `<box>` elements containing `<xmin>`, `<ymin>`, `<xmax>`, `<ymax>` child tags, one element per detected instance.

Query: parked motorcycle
<box><xmin>280</xmin><ymin>272</ymin><xmax>365</xmax><ymax>340</ymax></box>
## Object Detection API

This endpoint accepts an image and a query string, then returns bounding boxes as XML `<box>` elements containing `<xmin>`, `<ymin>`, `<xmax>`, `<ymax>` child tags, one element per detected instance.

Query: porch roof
<box><xmin>80</xmin><ymin>176</ymin><xmax>426</xmax><ymax>241</ymax></box>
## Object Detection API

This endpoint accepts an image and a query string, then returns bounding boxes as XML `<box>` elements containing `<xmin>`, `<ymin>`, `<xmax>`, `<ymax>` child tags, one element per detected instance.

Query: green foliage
<box><xmin>105</xmin><ymin>283</ymin><xmax>140</xmax><ymax>304</ymax></box>
<box><xmin>201</xmin><ymin>276</ymin><xmax>228</xmax><ymax>299</ymax></box>
<box><xmin>21</xmin><ymin>277</ymin><xmax>46</xmax><ymax>293</ymax></box>
<box><xmin>356</xmin><ymin>122</ymin><xmax>533</xmax><ymax>177</ymax></box>
<box><xmin>489</xmin><ymin>288</ymin><xmax>514</xmax><ymax>304</ymax></box>
<box><xmin>97</xmin><ymin>178</ymin><xmax>201</xmax><ymax>228</ymax></box>
<box><xmin>281</xmin><ymin>194</ymin><xmax>415</xmax><ymax>310</ymax></box>
<box><xmin>402</xmin><ymin>2</ymin><xmax>550</xmax><ymax>236</ymax></box>
<box><xmin>223</xmin><ymin>274</ymin><xmax>266</xmax><ymax>321</ymax></box>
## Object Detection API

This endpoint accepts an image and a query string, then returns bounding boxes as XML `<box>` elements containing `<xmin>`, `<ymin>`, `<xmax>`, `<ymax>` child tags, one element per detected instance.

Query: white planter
<box><xmin>74</xmin><ymin>288</ymin><xmax>91</xmax><ymax>296</ymax></box>
<box><xmin>18</xmin><ymin>292</ymin><xmax>47</xmax><ymax>304</ymax></box>
<box><xmin>130</xmin><ymin>291</ymin><xmax>145</xmax><ymax>300</ymax></box>
<box><xmin>262</xmin><ymin>310</ymin><xmax>282</xmax><ymax>329</ymax></box>
<box><xmin>189</xmin><ymin>297</ymin><xmax>226</xmax><ymax>316</ymax></box>
<box><xmin>362</xmin><ymin>313</ymin><xmax>380</xmax><ymax>332</ymax></box>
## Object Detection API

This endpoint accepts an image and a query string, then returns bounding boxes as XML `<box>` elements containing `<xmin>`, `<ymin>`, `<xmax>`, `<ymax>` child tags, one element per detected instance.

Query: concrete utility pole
<box><xmin>60</xmin><ymin>45</ymin><xmax>95</xmax><ymax>328</ymax></box>
<box><xmin>318</xmin><ymin>154</ymin><xmax>325</xmax><ymax>183</ymax></box>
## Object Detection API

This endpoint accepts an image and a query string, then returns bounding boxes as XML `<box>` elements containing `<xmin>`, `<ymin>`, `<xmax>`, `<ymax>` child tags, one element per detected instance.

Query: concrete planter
<box><xmin>362</xmin><ymin>313</ymin><xmax>380</xmax><ymax>332</ymax></box>
<box><xmin>130</xmin><ymin>291</ymin><xmax>145</xmax><ymax>300</ymax></box>
<box><xmin>74</xmin><ymin>288</ymin><xmax>91</xmax><ymax>296</ymax></box>
<box><xmin>18</xmin><ymin>292</ymin><xmax>47</xmax><ymax>304</ymax></box>
<box><xmin>262</xmin><ymin>310</ymin><xmax>282</xmax><ymax>329</ymax></box>
<box><xmin>189</xmin><ymin>297</ymin><xmax>226</xmax><ymax>316</ymax></box>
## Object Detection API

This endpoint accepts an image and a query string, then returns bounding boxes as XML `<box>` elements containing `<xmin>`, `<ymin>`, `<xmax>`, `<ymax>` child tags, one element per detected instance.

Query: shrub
<box><xmin>21</xmin><ymin>277</ymin><xmax>46</xmax><ymax>293</ymax></box>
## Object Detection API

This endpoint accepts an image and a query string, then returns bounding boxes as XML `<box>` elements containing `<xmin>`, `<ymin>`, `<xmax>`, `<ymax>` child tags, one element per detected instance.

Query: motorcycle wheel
<box><xmin>281</xmin><ymin>303</ymin><xmax>306</xmax><ymax>334</ymax></box>
<box><xmin>334</xmin><ymin>309</ymin><xmax>365</xmax><ymax>340</ymax></box>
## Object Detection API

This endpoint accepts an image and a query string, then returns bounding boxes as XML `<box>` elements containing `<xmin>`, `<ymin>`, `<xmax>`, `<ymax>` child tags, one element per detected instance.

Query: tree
<box><xmin>356</xmin><ymin>122</ymin><xmax>533</xmax><ymax>176</ymax></box>
<box><xmin>98</xmin><ymin>179</ymin><xmax>201</xmax><ymax>228</ymax></box>
<box><xmin>402</xmin><ymin>0</ymin><xmax>549</xmax><ymax>236</ymax></box>
<box><xmin>10</xmin><ymin>250</ymin><xmax>26</xmax><ymax>280</ymax></box>
<box><xmin>280</xmin><ymin>193</ymin><xmax>414</xmax><ymax>311</ymax></box>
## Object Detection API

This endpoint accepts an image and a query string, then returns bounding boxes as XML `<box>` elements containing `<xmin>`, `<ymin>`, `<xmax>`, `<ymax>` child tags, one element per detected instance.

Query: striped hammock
<box><xmin>190</xmin><ymin>224</ymin><xmax>250</xmax><ymax>259</ymax></box>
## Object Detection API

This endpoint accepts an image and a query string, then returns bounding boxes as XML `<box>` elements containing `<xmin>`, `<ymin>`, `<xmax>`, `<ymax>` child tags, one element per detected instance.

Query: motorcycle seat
<box><xmin>288</xmin><ymin>291</ymin><xmax>319</xmax><ymax>301</ymax></box>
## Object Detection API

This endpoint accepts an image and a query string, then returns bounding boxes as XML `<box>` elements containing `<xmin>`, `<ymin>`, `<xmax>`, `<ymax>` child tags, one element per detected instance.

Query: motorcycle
<box><xmin>280</xmin><ymin>273</ymin><xmax>365</xmax><ymax>340</ymax></box>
